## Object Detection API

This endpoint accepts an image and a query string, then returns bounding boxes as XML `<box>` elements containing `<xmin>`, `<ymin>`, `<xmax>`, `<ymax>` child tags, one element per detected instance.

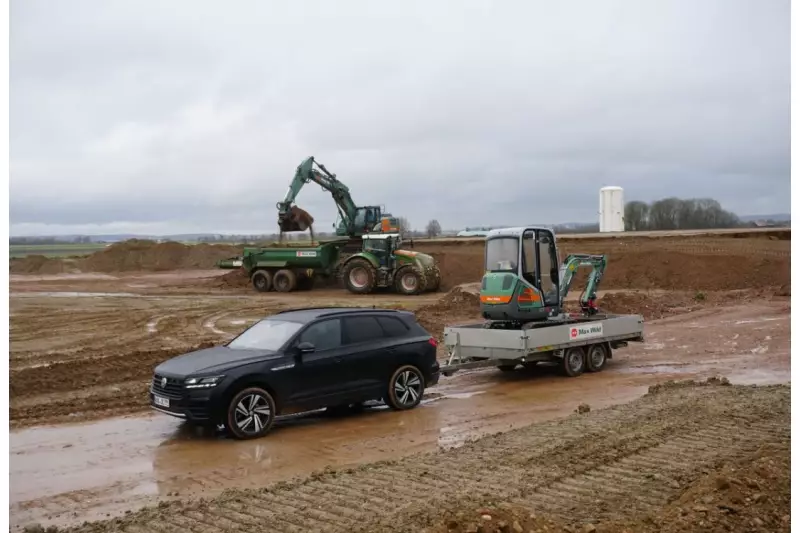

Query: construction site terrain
<box><xmin>9</xmin><ymin>230</ymin><xmax>790</xmax><ymax>532</ymax></box>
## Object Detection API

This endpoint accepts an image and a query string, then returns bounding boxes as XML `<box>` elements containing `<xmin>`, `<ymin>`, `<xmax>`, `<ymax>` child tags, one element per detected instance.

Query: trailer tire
<box><xmin>251</xmin><ymin>270</ymin><xmax>273</xmax><ymax>292</ymax></box>
<box><xmin>585</xmin><ymin>343</ymin><xmax>608</xmax><ymax>372</ymax></box>
<box><xmin>394</xmin><ymin>265</ymin><xmax>426</xmax><ymax>295</ymax></box>
<box><xmin>562</xmin><ymin>347</ymin><xmax>586</xmax><ymax>377</ymax></box>
<box><xmin>273</xmin><ymin>269</ymin><xmax>297</xmax><ymax>292</ymax></box>
<box><xmin>342</xmin><ymin>258</ymin><xmax>377</xmax><ymax>294</ymax></box>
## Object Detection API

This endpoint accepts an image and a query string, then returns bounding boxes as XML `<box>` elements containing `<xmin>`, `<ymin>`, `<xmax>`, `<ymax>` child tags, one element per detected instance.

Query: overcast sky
<box><xmin>10</xmin><ymin>0</ymin><xmax>789</xmax><ymax>236</ymax></box>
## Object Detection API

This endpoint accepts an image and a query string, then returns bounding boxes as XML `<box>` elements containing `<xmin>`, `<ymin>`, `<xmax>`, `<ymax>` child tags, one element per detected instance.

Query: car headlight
<box><xmin>184</xmin><ymin>375</ymin><xmax>225</xmax><ymax>389</ymax></box>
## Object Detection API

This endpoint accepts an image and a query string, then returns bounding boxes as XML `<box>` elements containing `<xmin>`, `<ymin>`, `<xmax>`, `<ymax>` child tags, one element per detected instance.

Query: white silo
<box><xmin>599</xmin><ymin>186</ymin><xmax>625</xmax><ymax>232</ymax></box>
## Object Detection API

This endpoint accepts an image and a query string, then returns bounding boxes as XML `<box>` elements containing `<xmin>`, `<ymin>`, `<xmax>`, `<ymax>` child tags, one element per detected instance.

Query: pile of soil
<box><xmin>415</xmin><ymin>284</ymin><xmax>482</xmax><ymax>348</ymax></box>
<box><xmin>213</xmin><ymin>268</ymin><xmax>251</xmax><ymax>289</ymax></box>
<box><xmin>9</xmin><ymin>255</ymin><xmax>75</xmax><ymax>275</ymax></box>
<box><xmin>82</xmin><ymin>240</ymin><xmax>240</xmax><ymax>272</ymax></box>
<box><xmin>596</xmin><ymin>288</ymin><xmax>784</xmax><ymax>320</ymax></box>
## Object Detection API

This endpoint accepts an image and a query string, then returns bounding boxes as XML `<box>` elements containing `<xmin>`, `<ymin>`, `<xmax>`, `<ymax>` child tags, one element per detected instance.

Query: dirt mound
<box><xmin>597</xmin><ymin>289</ymin><xmax>777</xmax><ymax>320</ymax></box>
<box><xmin>213</xmin><ymin>268</ymin><xmax>251</xmax><ymax>289</ymax></box>
<box><xmin>82</xmin><ymin>240</ymin><xmax>240</xmax><ymax>272</ymax></box>
<box><xmin>9</xmin><ymin>255</ymin><xmax>74</xmax><ymax>275</ymax></box>
<box><xmin>415</xmin><ymin>285</ymin><xmax>482</xmax><ymax>348</ymax></box>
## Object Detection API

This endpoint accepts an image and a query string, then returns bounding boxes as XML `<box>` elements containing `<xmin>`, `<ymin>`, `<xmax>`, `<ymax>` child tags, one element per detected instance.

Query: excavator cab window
<box><xmin>537</xmin><ymin>230</ymin><xmax>559</xmax><ymax>306</ymax></box>
<box><xmin>521</xmin><ymin>230</ymin><xmax>538</xmax><ymax>287</ymax></box>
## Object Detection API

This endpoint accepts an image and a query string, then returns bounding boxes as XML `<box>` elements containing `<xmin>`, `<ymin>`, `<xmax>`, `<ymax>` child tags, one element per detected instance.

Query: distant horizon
<box><xmin>8</xmin><ymin>212</ymin><xmax>792</xmax><ymax>240</ymax></box>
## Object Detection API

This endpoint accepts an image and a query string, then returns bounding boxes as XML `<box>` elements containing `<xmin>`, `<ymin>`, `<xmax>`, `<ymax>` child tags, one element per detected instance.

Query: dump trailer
<box><xmin>441</xmin><ymin>225</ymin><xmax>644</xmax><ymax>377</ymax></box>
<box><xmin>218</xmin><ymin>233</ymin><xmax>442</xmax><ymax>295</ymax></box>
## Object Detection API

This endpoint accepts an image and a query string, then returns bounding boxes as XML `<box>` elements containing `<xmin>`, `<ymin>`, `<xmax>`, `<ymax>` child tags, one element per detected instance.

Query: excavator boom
<box><xmin>277</xmin><ymin>157</ymin><xmax>359</xmax><ymax>233</ymax></box>
<box><xmin>558</xmin><ymin>253</ymin><xmax>607</xmax><ymax>315</ymax></box>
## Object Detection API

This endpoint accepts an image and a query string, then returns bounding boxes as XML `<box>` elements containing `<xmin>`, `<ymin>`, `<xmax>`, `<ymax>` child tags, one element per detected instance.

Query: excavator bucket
<box><xmin>278</xmin><ymin>205</ymin><xmax>315</xmax><ymax>233</ymax></box>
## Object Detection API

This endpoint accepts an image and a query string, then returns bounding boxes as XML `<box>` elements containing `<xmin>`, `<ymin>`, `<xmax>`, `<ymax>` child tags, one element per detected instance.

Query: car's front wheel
<box><xmin>386</xmin><ymin>365</ymin><xmax>425</xmax><ymax>410</ymax></box>
<box><xmin>226</xmin><ymin>387</ymin><xmax>277</xmax><ymax>440</ymax></box>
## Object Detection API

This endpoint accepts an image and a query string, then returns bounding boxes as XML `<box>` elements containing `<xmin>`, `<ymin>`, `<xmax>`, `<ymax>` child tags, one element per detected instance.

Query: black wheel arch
<box><xmin>217</xmin><ymin>376</ymin><xmax>282</xmax><ymax>420</ymax></box>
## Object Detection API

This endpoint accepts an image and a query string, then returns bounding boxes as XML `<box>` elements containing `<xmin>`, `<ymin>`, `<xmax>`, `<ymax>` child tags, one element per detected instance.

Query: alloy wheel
<box><xmin>233</xmin><ymin>393</ymin><xmax>273</xmax><ymax>435</ymax></box>
<box><xmin>393</xmin><ymin>369</ymin><xmax>422</xmax><ymax>407</ymax></box>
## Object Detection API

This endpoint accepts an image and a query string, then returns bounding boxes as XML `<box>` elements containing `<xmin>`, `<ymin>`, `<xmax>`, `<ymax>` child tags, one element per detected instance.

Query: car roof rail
<box><xmin>273</xmin><ymin>306</ymin><xmax>407</xmax><ymax>315</ymax></box>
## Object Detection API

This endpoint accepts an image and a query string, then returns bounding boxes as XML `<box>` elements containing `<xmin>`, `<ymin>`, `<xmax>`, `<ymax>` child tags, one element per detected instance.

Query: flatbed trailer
<box><xmin>441</xmin><ymin>313</ymin><xmax>645</xmax><ymax>377</ymax></box>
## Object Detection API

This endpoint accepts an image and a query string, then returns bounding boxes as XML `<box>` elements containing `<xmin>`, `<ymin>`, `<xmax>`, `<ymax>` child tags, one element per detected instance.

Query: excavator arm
<box><xmin>558</xmin><ymin>254</ymin><xmax>607</xmax><ymax>315</ymax></box>
<box><xmin>276</xmin><ymin>157</ymin><xmax>359</xmax><ymax>233</ymax></box>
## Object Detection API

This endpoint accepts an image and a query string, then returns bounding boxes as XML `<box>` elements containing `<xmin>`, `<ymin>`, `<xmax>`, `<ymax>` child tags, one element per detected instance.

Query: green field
<box><xmin>9</xmin><ymin>243</ymin><xmax>109</xmax><ymax>258</ymax></box>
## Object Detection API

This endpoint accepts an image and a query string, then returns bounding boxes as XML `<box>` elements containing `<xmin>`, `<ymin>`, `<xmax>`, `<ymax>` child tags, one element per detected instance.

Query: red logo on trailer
<box><xmin>570</xmin><ymin>327</ymin><xmax>578</xmax><ymax>338</ymax></box>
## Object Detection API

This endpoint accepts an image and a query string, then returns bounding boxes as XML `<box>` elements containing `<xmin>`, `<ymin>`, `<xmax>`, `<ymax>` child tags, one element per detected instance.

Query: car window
<box><xmin>377</xmin><ymin>316</ymin><xmax>409</xmax><ymax>337</ymax></box>
<box><xmin>343</xmin><ymin>316</ymin><xmax>385</xmax><ymax>344</ymax></box>
<box><xmin>227</xmin><ymin>319</ymin><xmax>303</xmax><ymax>351</ymax></box>
<box><xmin>298</xmin><ymin>319</ymin><xmax>342</xmax><ymax>351</ymax></box>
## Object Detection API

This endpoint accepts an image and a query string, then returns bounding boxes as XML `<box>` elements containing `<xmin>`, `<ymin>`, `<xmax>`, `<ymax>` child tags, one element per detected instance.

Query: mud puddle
<box><xmin>9</xmin><ymin>302</ymin><xmax>790</xmax><ymax>530</ymax></box>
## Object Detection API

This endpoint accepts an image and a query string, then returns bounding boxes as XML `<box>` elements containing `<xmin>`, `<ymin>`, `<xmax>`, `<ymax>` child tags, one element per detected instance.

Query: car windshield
<box><xmin>227</xmin><ymin>319</ymin><xmax>303</xmax><ymax>351</ymax></box>
<box><xmin>485</xmin><ymin>236</ymin><xmax>519</xmax><ymax>272</ymax></box>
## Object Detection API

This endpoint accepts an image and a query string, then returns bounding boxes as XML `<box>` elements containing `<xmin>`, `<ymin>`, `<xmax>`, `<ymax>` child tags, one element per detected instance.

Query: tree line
<box><xmin>624</xmin><ymin>197</ymin><xmax>741</xmax><ymax>231</ymax></box>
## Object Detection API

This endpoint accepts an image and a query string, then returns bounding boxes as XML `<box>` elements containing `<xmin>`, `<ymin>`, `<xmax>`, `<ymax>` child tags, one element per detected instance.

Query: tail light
<box><xmin>428</xmin><ymin>337</ymin><xmax>438</xmax><ymax>347</ymax></box>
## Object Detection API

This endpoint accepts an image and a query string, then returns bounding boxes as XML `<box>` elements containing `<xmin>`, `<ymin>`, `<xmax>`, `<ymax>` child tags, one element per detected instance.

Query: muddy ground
<box><xmin>30</xmin><ymin>381</ymin><xmax>791</xmax><ymax>533</ymax></box>
<box><xmin>9</xmin><ymin>233</ymin><xmax>791</xmax><ymax>531</ymax></box>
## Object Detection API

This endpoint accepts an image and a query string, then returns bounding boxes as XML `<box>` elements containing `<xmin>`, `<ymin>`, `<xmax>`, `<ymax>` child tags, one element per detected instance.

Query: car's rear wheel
<box><xmin>226</xmin><ymin>387</ymin><xmax>276</xmax><ymax>440</ymax></box>
<box><xmin>386</xmin><ymin>365</ymin><xmax>424</xmax><ymax>410</ymax></box>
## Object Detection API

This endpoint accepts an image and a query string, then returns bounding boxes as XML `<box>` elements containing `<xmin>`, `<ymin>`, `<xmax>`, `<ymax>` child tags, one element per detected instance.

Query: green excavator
<box><xmin>276</xmin><ymin>156</ymin><xmax>400</xmax><ymax>239</ymax></box>
<box><xmin>479</xmin><ymin>227</ymin><xmax>607</xmax><ymax>326</ymax></box>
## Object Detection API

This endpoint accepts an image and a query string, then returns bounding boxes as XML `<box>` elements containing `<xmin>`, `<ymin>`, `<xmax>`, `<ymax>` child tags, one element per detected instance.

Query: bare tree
<box><xmin>425</xmin><ymin>219</ymin><xmax>442</xmax><ymax>238</ymax></box>
<box><xmin>627</xmin><ymin>197</ymin><xmax>740</xmax><ymax>231</ymax></box>
<box><xmin>396</xmin><ymin>217</ymin><xmax>411</xmax><ymax>237</ymax></box>
<box><xmin>624</xmin><ymin>201</ymin><xmax>650</xmax><ymax>231</ymax></box>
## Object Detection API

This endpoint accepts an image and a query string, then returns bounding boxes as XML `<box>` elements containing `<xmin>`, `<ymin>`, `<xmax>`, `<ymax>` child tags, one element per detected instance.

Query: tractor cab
<box><xmin>481</xmin><ymin>227</ymin><xmax>562</xmax><ymax>323</ymax></box>
<box><xmin>362</xmin><ymin>232</ymin><xmax>401</xmax><ymax>267</ymax></box>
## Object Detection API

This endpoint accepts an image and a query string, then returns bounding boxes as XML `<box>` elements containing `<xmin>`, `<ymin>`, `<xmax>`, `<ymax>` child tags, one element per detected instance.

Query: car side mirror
<box><xmin>296</xmin><ymin>341</ymin><xmax>315</xmax><ymax>354</ymax></box>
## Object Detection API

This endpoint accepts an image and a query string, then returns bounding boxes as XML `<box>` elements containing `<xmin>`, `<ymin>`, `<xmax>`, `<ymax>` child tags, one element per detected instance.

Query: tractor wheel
<box><xmin>273</xmin><ymin>269</ymin><xmax>297</xmax><ymax>292</ymax></box>
<box><xmin>426</xmin><ymin>265</ymin><xmax>442</xmax><ymax>292</ymax></box>
<box><xmin>394</xmin><ymin>265</ymin><xmax>426</xmax><ymax>296</ymax></box>
<box><xmin>342</xmin><ymin>258</ymin><xmax>377</xmax><ymax>294</ymax></box>
<box><xmin>251</xmin><ymin>270</ymin><xmax>273</xmax><ymax>292</ymax></box>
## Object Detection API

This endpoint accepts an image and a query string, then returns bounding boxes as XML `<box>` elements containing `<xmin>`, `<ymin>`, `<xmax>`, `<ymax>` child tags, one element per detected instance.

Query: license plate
<box><xmin>153</xmin><ymin>395</ymin><xmax>170</xmax><ymax>408</ymax></box>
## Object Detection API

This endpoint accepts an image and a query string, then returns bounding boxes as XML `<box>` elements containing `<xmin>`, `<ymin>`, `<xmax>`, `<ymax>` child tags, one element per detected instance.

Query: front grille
<box><xmin>151</xmin><ymin>374</ymin><xmax>183</xmax><ymax>397</ymax></box>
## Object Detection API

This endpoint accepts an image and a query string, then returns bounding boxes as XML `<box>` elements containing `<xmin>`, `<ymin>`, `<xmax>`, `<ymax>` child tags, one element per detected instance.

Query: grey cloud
<box><xmin>10</xmin><ymin>0</ymin><xmax>789</xmax><ymax>236</ymax></box>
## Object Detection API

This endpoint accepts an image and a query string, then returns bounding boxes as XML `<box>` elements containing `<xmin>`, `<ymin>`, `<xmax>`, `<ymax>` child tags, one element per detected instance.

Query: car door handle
<box><xmin>385</xmin><ymin>348</ymin><xmax>397</xmax><ymax>355</ymax></box>
<box><xmin>333</xmin><ymin>356</ymin><xmax>343</xmax><ymax>363</ymax></box>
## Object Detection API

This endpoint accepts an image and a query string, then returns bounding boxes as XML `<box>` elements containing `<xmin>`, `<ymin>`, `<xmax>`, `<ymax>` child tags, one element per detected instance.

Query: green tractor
<box><xmin>340</xmin><ymin>232</ymin><xmax>441</xmax><ymax>295</ymax></box>
<box><xmin>218</xmin><ymin>232</ymin><xmax>441</xmax><ymax>295</ymax></box>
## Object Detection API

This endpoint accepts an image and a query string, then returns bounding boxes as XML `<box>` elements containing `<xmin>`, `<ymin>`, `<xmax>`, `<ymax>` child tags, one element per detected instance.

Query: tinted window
<box><xmin>227</xmin><ymin>319</ymin><xmax>303</xmax><ymax>351</ymax></box>
<box><xmin>298</xmin><ymin>319</ymin><xmax>342</xmax><ymax>351</ymax></box>
<box><xmin>377</xmin><ymin>316</ymin><xmax>409</xmax><ymax>337</ymax></box>
<box><xmin>344</xmin><ymin>316</ymin><xmax>385</xmax><ymax>344</ymax></box>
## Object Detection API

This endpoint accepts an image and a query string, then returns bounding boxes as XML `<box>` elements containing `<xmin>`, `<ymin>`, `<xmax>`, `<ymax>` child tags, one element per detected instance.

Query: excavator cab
<box><xmin>480</xmin><ymin>227</ymin><xmax>562</xmax><ymax>322</ymax></box>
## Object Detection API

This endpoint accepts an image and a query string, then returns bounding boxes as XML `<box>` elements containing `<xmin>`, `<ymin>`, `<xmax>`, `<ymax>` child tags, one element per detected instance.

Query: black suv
<box><xmin>149</xmin><ymin>307</ymin><xmax>440</xmax><ymax>439</ymax></box>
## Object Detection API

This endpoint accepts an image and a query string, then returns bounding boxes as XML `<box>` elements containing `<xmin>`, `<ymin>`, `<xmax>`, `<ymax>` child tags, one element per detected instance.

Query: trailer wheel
<box><xmin>251</xmin><ymin>270</ymin><xmax>273</xmax><ymax>292</ymax></box>
<box><xmin>394</xmin><ymin>265</ymin><xmax>426</xmax><ymax>295</ymax></box>
<box><xmin>273</xmin><ymin>269</ymin><xmax>297</xmax><ymax>292</ymax></box>
<box><xmin>342</xmin><ymin>258</ymin><xmax>376</xmax><ymax>294</ymax></box>
<box><xmin>585</xmin><ymin>344</ymin><xmax>608</xmax><ymax>372</ymax></box>
<box><xmin>562</xmin><ymin>347</ymin><xmax>586</xmax><ymax>377</ymax></box>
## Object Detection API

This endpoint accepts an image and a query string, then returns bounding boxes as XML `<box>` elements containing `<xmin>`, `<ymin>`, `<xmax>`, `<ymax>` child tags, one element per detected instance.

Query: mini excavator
<box><xmin>479</xmin><ymin>227</ymin><xmax>607</xmax><ymax>326</ymax></box>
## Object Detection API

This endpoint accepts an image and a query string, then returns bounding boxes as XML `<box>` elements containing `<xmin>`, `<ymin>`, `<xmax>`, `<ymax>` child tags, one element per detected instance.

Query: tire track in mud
<box><xmin>61</xmin><ymin>383</ymin><xmax>789</xmax><ymax>533</ymax></box>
